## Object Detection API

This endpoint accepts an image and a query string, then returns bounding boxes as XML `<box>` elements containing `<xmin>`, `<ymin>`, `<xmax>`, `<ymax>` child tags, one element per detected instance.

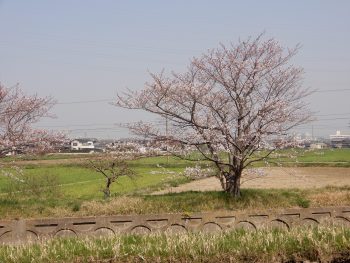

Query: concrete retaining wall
<box><xmin>1</xmin><ymin>206</ymin><xmax>350</xmax><ymax>244</ymax></box>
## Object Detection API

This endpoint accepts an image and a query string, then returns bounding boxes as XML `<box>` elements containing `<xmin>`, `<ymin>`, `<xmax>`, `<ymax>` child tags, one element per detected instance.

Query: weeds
<box><xmin>1</xmin><ymin>187</ymin><xmax>349</xmax><ymax>219</ymax></box>
<box><xmin>4</xmin><ymin>170</ymin><xmax>62</xmax><ymax>200</ymax></box>
<box><xmin>0</xmin><ymin>226</ymin><xmax>349</xmax><ymax>262</ymax></box>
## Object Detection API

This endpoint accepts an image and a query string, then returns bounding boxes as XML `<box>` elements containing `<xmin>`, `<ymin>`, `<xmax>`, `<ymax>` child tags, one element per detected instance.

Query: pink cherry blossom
<box><xmin>0</xmin><ymin>84</ymin><xmax>67</xmax><ymax>156</ymax></box>
<box><xmin>115</xmin><ymin>34</ymin><xmax>312</xmax><ymax>198</ymax></box>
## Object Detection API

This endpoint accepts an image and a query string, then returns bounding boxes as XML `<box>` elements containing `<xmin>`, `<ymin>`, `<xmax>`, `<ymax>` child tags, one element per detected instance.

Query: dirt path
<box><xmin>153</xmin><ymin>167</ymin><xmax>350</xmax><ymax>195</ymax></box>
<box><xmin>0</xmin><ymin>157</ymin><xmax>89</xmax><ymax>167</ymax></box>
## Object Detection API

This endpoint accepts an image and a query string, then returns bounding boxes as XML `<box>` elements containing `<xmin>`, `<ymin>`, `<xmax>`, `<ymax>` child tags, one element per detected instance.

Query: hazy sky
<box><xmin>0</xmin><ymin>0</ymin><xmax>349</xmax><ymax>139</ymax></box>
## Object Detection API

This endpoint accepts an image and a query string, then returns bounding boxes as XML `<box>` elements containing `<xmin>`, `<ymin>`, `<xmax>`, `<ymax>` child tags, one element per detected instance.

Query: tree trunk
<box><xmin>104</xmin><ymin>178</ymin><xmax>112</xmax><ymax>198</ymax></box>
<box><xmin>225</xmin><ymin>171</ymin><xmax>241</xmax><ymax>198</ymax></box>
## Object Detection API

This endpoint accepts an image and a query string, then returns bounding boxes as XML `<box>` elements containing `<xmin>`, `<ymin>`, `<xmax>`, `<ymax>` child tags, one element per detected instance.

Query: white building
<box><xmin>70</xmin><ymin>138</ymin><xmax>97</xmax><ymax>151</ymax></box>
<box><xmin>330</xmin><ymin>131</ymin><xmax>350</xmax><ymax>148</ymax></box>
<box><xmin>310</xmin><ymin>142</ymin><xmax>328</xmax><ymax>149</ymax></box>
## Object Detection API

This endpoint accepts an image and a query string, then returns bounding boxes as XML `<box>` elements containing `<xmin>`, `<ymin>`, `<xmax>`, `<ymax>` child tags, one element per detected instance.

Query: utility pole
<box><xmin>165</xmin><ymin>115</ymin><xmax>169</xmax><ymax>164</ymax></box>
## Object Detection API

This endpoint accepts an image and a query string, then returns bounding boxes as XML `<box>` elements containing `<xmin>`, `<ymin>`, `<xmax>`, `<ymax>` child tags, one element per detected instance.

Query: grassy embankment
<box><xmin>2</xmin><ymin>186</ymin><xmax>350</xmax><ymax>219</ymax></box>
<box><xmin>0</xmin><ymin>227</ymin><xmax>349</xmax><ymax>262</ymax></box>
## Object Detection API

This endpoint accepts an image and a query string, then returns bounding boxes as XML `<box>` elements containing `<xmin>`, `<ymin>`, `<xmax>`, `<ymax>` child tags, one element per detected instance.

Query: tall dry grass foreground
<box><xmin>0</xmin><ymin>226</ymin><xmax>350</xmax><ymax>262</ymax></box>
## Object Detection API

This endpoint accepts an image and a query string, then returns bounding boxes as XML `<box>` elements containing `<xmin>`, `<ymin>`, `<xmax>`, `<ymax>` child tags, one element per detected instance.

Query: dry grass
<box><xmin>80</xmin><ymin>196</ymin><xmax>145</xmax><ymax>215</ymax></box>
<box><xmin>0</xmin><ymin>226</ymin><xmax>350</xmax><ymax>262</ymax></box>
<box><xmin>1</xmin><ymin>186</ymin><xmax>350</xmax><ymax>219</ymax></box>
<box><xmin>309</xmin><ymin>191</ymin><xmax>350</xmax><ymax>207</ymax></box>
<box><xmin>75</xmin><ymin>187</ymin><xmax>350</xmax><ymax>217</ymax></box>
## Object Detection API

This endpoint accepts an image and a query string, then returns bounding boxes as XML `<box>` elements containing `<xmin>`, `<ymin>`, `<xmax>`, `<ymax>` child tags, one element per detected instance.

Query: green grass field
<box><xmin>267</xmin><ymin>148</ymin><xmax>350</xmax><ymax>166</ymax></box>
<box><xmin>0</xmin><ymin>156</ymin><xmax>191</xmax><ymax>197</ymax></box>
<box><xmin>0</xmin><ymin>149</ymin><xmax>349</xmax><ymax>219</ymax></box>
<box><xmin>0</xmin><ymin>155</ymin><xmax>196</xmax><ymax>218</ymax></box>
<box><xmin>1</xmin><ymin>148</ymin><xmax>347</xmax><ymax>199</ymax></box>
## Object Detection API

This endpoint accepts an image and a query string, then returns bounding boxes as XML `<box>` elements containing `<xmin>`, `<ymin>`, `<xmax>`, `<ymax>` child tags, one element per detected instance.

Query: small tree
<box><xmin>89</xmin><ymin>155</ymin><xmax>136</xmax><ymax>198</ymax></box>
<box><xmin>115</xmin><ymin>34</ymin><xmax>311</xmax><ymax>198</ymax></box>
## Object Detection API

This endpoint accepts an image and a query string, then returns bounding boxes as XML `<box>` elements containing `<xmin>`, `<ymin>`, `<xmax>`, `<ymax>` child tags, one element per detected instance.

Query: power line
<box><xmin>2</xmin><ymin>38</ymin><xmax>350</xmax><ymax>73</ymax></box>
<box><xmin>295</xmin><ymin>126</ymin><xmax>348</xmax><ymax>130</ymax></box>
<box><xmin>313</xmin><ymin>112</ymin><xmax>350</xmax><ymax>117</ymax></box>
<box><xmin>36</xmin><ymin>123</ymin><xmax>116</xmax><ymax>128</ymax></box>
<box><xmin>55</xmin><ymin>89</ymin><xmax>350</xmax><ymax>105</ymax></box>
<box><xmin>312</xmin><ymin>117</ymin><xmax>350</xmax><ymax>121</ymax></box>
<box><xmin>35</xmin><ymin>113</ymin><xmax>349</xmax><ymax>129</ymax></box>
<box><xmin>67</xmin><ymin>127</ymin><xmax>122</xmax><ymax>132</ymax></box>
<box><xmin>56</xmin><ymin>99</ymin><xmax>113</xmax><ymax>105</ymax></box>
<box><xmin>314</xmin><ymin>88</ymin><xmax>350</xmax><ymax>93</ymax></box>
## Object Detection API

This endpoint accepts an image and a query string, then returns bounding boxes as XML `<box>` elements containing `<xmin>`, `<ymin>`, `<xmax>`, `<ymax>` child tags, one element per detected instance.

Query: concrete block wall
<box><xmin>1</xmin><ymin>206</ymin><xmax>349</xmax><ymax>244</ymax></box>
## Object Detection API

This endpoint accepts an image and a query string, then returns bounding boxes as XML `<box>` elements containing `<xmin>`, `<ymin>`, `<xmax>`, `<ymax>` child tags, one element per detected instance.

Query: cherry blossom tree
<box><xmin>115</xmin><ymin>34</ymin><xmax>311</xmax><ymax>198</ymax></box>
<box><xmin>0</xmin><ymin>84</ymin><xmax>66</xmax><ymax>156</ymax></box>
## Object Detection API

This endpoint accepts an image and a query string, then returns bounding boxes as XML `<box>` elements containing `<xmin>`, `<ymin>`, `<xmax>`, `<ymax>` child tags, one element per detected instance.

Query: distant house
<box><xmin>330</xmin><ymin>131</ymin><xmax>350</xmax><ymax>148</ymax></box>
<box><xmin>310</xmin><ymin>142</ymin><xmax>328</xmax><ymax>149</ymax></box>
<box><xmin>70</xmin><ymin>138</ymin><xmax>97</xmax><ymax>151</ymax></box>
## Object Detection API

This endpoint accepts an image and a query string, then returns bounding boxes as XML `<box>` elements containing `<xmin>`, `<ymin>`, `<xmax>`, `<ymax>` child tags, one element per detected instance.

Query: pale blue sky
<box><xmin>0</xmin><ymin>0</ymin><xmax>349</xmax><ymax>138</ymax></box>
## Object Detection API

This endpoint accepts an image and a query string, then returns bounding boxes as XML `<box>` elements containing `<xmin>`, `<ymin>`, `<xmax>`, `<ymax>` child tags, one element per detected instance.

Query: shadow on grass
<box><xmin>142</xmin><ymin>188</ymin><xmax>311</xmax><ymax>213</ymax></box>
